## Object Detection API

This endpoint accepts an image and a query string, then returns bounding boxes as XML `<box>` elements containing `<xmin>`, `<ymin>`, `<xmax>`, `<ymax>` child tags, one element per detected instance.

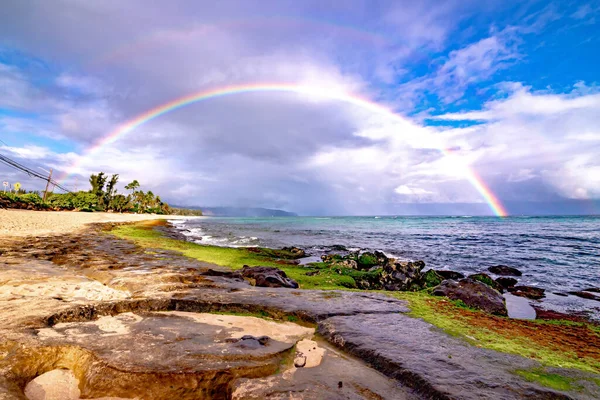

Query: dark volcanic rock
<box><xmin>241</xmin><ymin>266</ymin><xmax>299</xmax><ymax>289</ymax></box>
<box><xmin>357</xmin><ymin>251</ymin><xmax>380</xmax><ymax>269</ymax></box>
<box><xmin>433</xmin><ymin>279</ymin><xmax>508</xmax><ymax>316</ymax></box>
<box><xmin>330</xmin><ymin>244</ymin><xmax>348</xmax><ymax>251</ymax></box>
<box><xmin>508</xmin><ymin>286</ymin><xmax>546</xmax><ymax>300</ymax></box>
<box><xmin>569</xmin><ymin>291</ymin><xmax>600</xmax><ymax>301</ymax></box>
<box><xmin>381</xmin><ymin>261</ymin><xmax>426</xmax><ymax>291</ymax></box>
<box><xmin>582</xmin><ymin>287</ymin><xmax>600</xmax><ymax>293</ymax></box>
<box><xmin>468</xmin><ymin>273</ymin><xmax>504</xmax><ymax>292</ymax></box>
<box><xmin>435</xmin><ymin>270</ymin><xmax>465</xmax><ymax>280</ymax></box>
<box><xmin>488</xmin><ymin>265</ymin><xmax>522</xmax><ymax>276</ymax></box>
<box><xmin>496</xmin><ymin>277</ymin><xmax>518</xmax><ymax>289</ymax></box>
<box><xmin>422</xmin><ymin>269</ymin><xmax>443</xmax><ymax>288</ymax></box>
<box><xmin>281</xmin><ymin>247</ymin><xmax>306</xmax><ymax>258</ymax></box>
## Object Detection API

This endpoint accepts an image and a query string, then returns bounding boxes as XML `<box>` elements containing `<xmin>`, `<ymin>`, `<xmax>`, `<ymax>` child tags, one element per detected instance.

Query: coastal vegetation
<box><xmin>0</xmin><ymin>172</ymin><xmax>202</xmax><ymax>216</ymax></box>
<box><xmin>111</xmin><ymin>220</ymin><xmax>600</xmax><ymax>380</ymax></box>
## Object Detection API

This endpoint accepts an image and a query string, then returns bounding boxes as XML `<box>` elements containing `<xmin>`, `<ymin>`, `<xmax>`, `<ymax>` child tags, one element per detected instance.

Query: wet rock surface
<box><xmin>467</xmin><ymin>272</ymin><xmax>504</xmax><ymax>292</ymax></box>
<box><xmin>318</xmin><ymin>313</ymin><xmax>587</xmax><ymax>400</ymax></box>
<box><xmin>509</xmin><ymin>285</ymin><xmax>546</xmax><ymax>300</ymax></box>
<box><xmin>496</xmin><ymin>277</ymin><xmax>519</xmax><ymax>289</ymax></box>
<box><xmin>433</xmin><ymin>278</ymin><xmax>508</xmax><ymax>316</ymax></box>
<box><xmin>488</xmin><ymin>265</ymin><xmax>523</xmax><ymax>276</ymax></box>
<box><xmin>434</xmin><ymin>270</ymin><xmax>465</xmax><ymax>280</ymax></box>
<box><xmin>0</xmin><ymin>224</ymin><xmax>597</xmax><ymax>399</ymax></box>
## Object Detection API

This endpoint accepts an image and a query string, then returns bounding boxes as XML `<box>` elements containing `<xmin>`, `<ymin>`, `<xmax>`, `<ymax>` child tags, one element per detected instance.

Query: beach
<box><xmin>0</xmin><ymin>213</ymin><xmax>598</xmax><ymax>399</ymax></box>
<box><xmin>0</xmin><ymin>209</ymin><xmax>191</xmax><ymax>237</ymax></box>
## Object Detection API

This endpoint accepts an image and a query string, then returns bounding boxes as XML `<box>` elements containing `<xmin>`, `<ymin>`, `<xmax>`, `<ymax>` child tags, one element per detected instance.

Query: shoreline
<box><xmin>0</xmin><ymin>209</ymin><xmax>196</xmax><ymax>237</ymax></box>
<box><xmin>0</xmin><ymin>216</ymin><xmax>598</xmax><ymax>398</ymax></box>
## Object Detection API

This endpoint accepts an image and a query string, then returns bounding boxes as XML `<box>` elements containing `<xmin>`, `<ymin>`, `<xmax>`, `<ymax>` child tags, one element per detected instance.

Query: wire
<box><xmin>0</xmin><ymin>152</ymin><xmax>72</xmax><ymax>193</ymax></box>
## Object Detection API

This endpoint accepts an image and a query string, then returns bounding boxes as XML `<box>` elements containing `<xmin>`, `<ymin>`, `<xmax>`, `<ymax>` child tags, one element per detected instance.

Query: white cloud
<box><xmin>394</xmin><ymin>185</ymin><xmax>434</xmax><ymax>195</ymax></box>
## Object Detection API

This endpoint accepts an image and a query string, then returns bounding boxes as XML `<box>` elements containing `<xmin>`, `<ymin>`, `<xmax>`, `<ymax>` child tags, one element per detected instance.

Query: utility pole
<box><xmin>42</xmin><ymin>168</ymin><xmax>53</xmax><ymax>202</ymax></box>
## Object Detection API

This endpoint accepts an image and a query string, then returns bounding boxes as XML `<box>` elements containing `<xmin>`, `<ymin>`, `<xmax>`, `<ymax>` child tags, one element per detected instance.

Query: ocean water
<box><xmin>172</xmin><ymin>216</ymin><xmax>600</xmax><ymax>316</ymax></box>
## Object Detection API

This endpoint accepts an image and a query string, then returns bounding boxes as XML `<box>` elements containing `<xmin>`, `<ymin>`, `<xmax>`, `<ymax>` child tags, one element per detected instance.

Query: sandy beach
<box><xmin>0</xmin><ymin>209</ymin><xmax>191</xmax><ymax>237</ymax></box>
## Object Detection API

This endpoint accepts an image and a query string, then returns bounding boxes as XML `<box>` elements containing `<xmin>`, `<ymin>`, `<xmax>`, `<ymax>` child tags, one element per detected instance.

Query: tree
<box><xmin>124</xmin><ymin>180</ymin><xmax>140</xmax><ymax>195</ymax></box>
<box><xmin>104</xmin><ymin>174</ymin><xmax>119</xmax><ymax>209</ymax></box>
<box><xmin>89</xmin><ymin>172</ymin><xmax>107</xmax><ymax>208</ymax></box>
<box><xmin>111</xmin><ymin>194</ymin><xmax>131</xmax><ymax>213</ymax></box>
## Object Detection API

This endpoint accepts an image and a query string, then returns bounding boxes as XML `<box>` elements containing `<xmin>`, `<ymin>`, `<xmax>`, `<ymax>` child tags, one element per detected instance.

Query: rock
<box><xmin>337</xmin><ymin>259</ymin><xmax>358</xmax><ymax>269</ymax></box>
<box><xmin>281</xmin><ymin>246</ymin><xmax>306</xmax><ymax>258</ymax></box>
<box><xmin>508</xmin><ymin>285</ymin><xmax>545</xmax><ymax>300</ymax></box>
<box><xmin>381</xmin><ymin>260</ymin><xmax>426</xmax><ymax>291</ymax></box>
<box><xmin>240</xmin><ymin>266</ymin><xmax>299</xmax><ymax>288</ymax></box>
<box><xmin>582</xmin><ymin>287</ymin><xmax>600</xmax><ymax>293</ymax></box>
<box><xmin>488</xmin><ymin>265</ymin><xmax>522</xmax><ymax>276</ymax></box>
<box><xmin>435</xmin><ymin>270</ymin><xmax>465</xmax><ymax>280</ymax></box>
<box><xmin>433</xmin><ymin>279</ymin><xmax>508</xmax><ymax>316</ymax></box>
<box><xmin>357</xmin><ymin>252</ymin><xmax>380</xmax><ymax>269</ymax></box>
<box><xmin>305</xmin><ymin>270</ymin><xmax>320</xmax><ymax>276</ymax></box>
<box><xmin>321</xmin><ymin>254</ymin><xmax>344</xmax><ymax>263</ymax></box>
<box><xmin>24</xmin><ymin>369</ymin><xmax>80</xmax><ymax>400</ymax></box>
<box><xmin>294</xmin><ymin>355</ymin><xmax>307</xmax><ymax>368</ymax></box>
<box><xmin>422</xmin><ymin>269</ymin><xmax>443</xmax><ymax>288</ymax></box>
<box><xmin>468</xmin><ymin>273</ymin><xmax>504</xmax><ymax>292</ymax></box>
<box><xmin>200</xmin><ymin>268</ymin><xmax>244</xmax><ymax>280</ymax></box>
<box><xmin>568</xmin><ymin>291</ymin><xmax>600</xmax><ymax>301</ymax></box>
<box><xmin>330</xmin><ymin>244</ymin><xmax>348</xmax><ymax>251</ymax></box>
<box><xmin>495</xmin><ymin>277</ymin><xmax>518</xmax><ymax>289</ymax></box>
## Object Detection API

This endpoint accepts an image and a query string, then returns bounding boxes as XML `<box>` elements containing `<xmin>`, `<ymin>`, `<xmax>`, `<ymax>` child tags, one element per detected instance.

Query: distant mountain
<box><xmin>172</xmin><ymin>206</ymin><xmax>297</xmax><ymax>217</ymax></box>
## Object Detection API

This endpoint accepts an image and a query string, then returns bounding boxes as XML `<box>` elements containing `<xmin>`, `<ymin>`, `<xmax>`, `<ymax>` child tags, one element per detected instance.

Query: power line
<box><xmin>0</xmin><ymin>152</ymin><xmax>71</xmax><ymax>193</ymax></box>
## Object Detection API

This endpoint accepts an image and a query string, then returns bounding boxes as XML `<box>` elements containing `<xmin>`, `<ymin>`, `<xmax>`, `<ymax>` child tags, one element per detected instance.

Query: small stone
<box><xmin>294</xmin><ymin>355</ymin><xmax>307</xmax><ymax>368</ymax></box>
<box><xmin>24</xmin><ymin>369</ymin><xmax>80</xmax><ymax>400</ymax></box>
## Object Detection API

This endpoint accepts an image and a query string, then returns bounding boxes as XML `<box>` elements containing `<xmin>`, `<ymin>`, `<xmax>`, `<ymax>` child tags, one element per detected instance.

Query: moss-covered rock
<box><xmin>357</xmin><ymin>252</ymin><xmax>379</xmax><ymax>269</ymax></box>
<box><xmin>468</xmin><ymin>273</ymin><xmax>503</xmax><ymax>292</ymax></box>
<box><xmin>422</xmin><ymin>269</ymin><xmax>443</xmax><ymax>288</ymax></box>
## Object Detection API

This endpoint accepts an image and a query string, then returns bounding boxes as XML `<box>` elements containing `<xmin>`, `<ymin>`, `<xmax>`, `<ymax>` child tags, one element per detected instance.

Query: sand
<box><xmin>0</xmin><ymin>209</ymin><xmax>192</xmax><ymax>237</ymax></box>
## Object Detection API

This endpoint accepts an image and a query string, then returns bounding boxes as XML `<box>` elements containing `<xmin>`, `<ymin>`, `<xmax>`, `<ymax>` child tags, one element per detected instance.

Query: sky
<box><xmin>0</xmin><ymin>0</ymin><xmax>599</xmax><ymax>216</ymax></box>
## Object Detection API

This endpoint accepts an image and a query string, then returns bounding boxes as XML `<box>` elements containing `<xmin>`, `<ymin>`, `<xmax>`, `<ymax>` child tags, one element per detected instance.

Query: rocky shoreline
<box><xmin>0</xmin><ymin>221</ymin><xmax>598</xmax><ymax>399</ymax></box>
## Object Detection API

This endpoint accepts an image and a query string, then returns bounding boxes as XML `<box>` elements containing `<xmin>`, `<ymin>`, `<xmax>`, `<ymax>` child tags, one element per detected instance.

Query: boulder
<box><xmin>468</xmin><ymin>273</ymin><xmax>504</xmax><ymax>292</ymax></box>
<box><xmin>433</xmin><ymin>279</ymin><xmax>508</xmax><ymax>316</ymax></box>
<box><xmin>435</xmin><ymin>270</ymin><xmax>465</xmax><ymax>280</ymax></box>
<box><xmin>508</xmin><ymin>285</ymin><xmax>545</xmax><ymax>300</ymax></box>
<box><xmin>422</xmin><ymin>269</ymin><xmax>443</xmax><ymax>288</ymax></box>
<box><xmin>330</xmin><ymin>244</ymin><xmax>348</xmax><ymax>251</ymax></box>
<box><xmin>381</xmin><ymin>261</ymin><xmax>426</xmax><ymax>291</ymax></box>
<box><xmin>488</xmin><ymin>265</ymin><xmax>522</xmax><ymax>276</ymax></box>
<box><xmin>24</xmin><ymin>369</ymin><xmax>80</xmax><ymax>400</ymax></box>
<box><xmin>357</xmin><ymin>252</ymin><xmax>380</xmax><ymax>269</ymax></box>
<box><xmin>495</xmin><ymin>277</ymin><xmax>518</xmax><ymax>289</ymax></box>
<box><xmin>281</xmin><ymin>247</ymin><xmax>306</xmax><ymax>258</ymax></box>
<box><xmin>240</xmin><ymin>266</ymin><xmax>299</xmax><ymax>289</ymax></box>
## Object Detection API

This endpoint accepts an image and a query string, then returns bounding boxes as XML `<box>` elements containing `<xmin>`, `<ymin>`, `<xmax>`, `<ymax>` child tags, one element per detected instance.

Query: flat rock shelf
<box><xmin>0</xmin><ymin>225</ymin><xmax>598</xmax><ymax>399</ymax></box>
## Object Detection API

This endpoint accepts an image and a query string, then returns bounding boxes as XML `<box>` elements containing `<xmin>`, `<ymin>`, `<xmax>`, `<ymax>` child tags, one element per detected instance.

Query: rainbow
<box><xmin>59</xmin><ymin>83</ymin><xmax>509</xmax><ymax>217</ymax></box>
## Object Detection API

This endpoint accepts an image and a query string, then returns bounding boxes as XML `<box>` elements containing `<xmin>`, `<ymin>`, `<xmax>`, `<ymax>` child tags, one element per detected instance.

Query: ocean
<box><xmin>171</xmin><ymin>215</ymin><xmax>600</xmax><ymax>317</ymax></box>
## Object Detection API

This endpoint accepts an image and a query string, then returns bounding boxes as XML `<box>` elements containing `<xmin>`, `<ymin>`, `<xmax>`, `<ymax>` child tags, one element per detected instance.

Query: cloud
<box><xmin>433</xmin><ymin>83</ymin><xmax>600</xmax><ymax>121</ymax></box>
<box><xmin>0</xmin><ymin>1</ymin><xmax>598</xmax><ymax>215</ymax></box>
<box><xmin>433</xmin><ymin>83</ymin><xmax>600</xmax><ymax>201</ymax></box>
